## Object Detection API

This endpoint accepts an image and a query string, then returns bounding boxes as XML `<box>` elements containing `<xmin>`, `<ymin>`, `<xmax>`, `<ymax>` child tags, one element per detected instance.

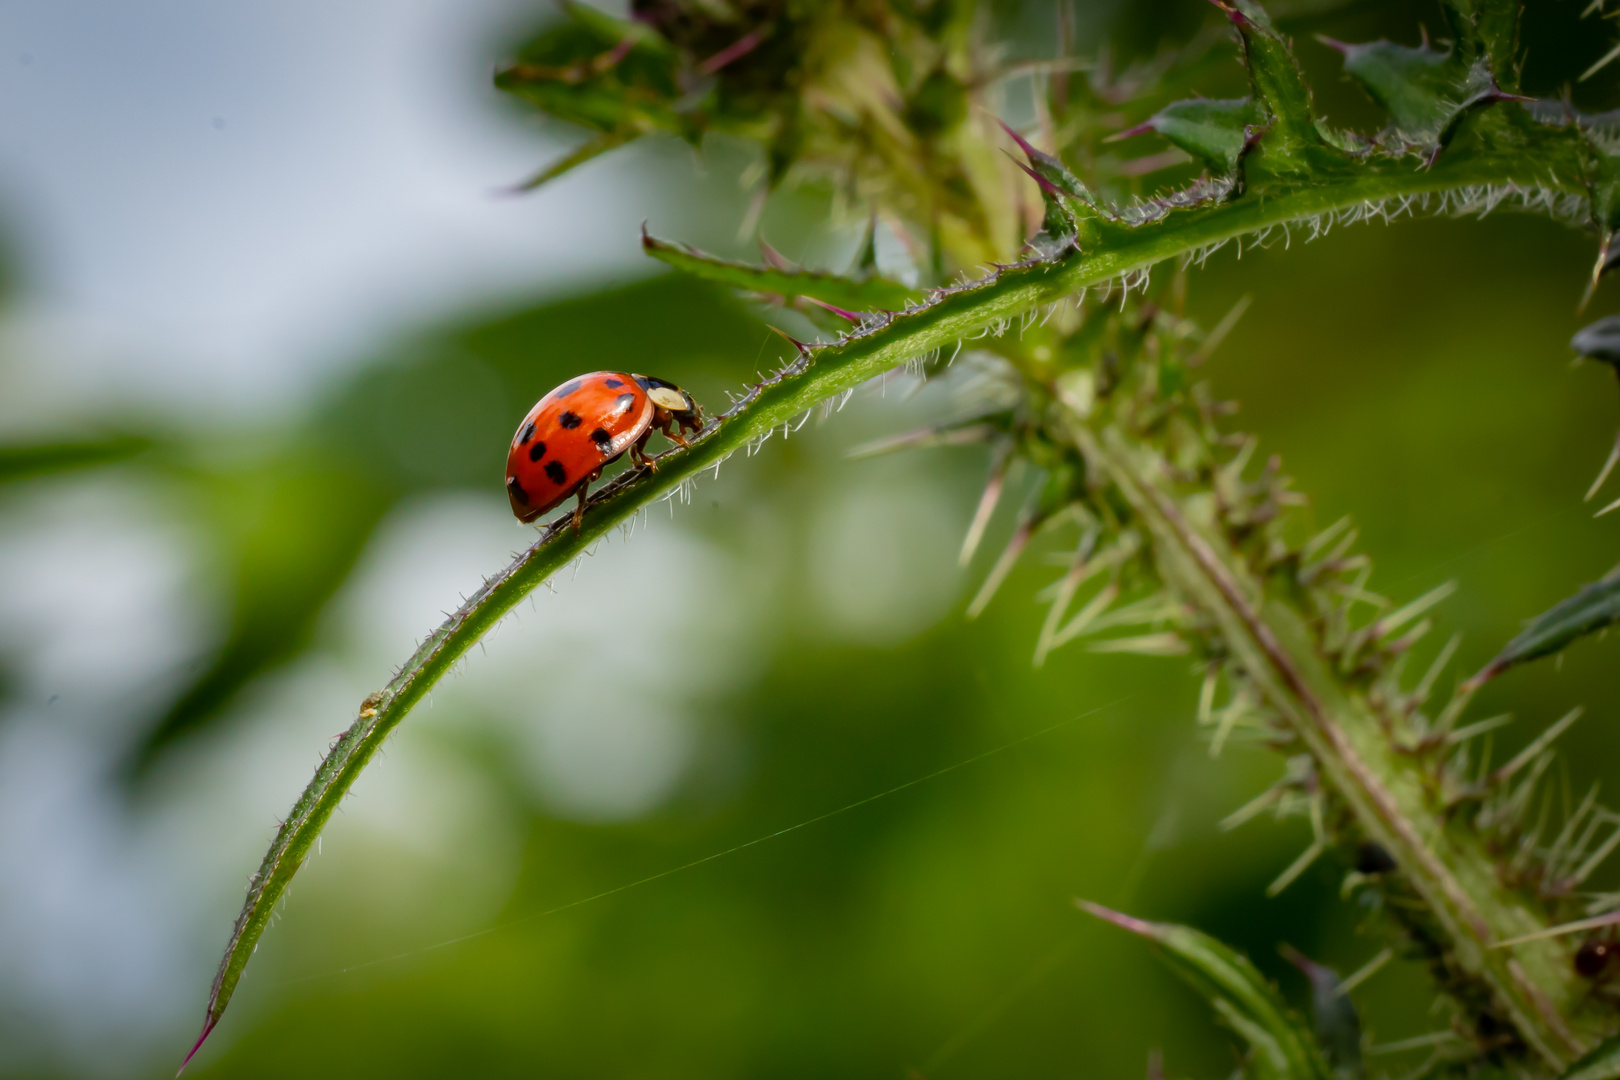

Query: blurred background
<box><xmin>2</xmin><ymin>1</ymin><xmax>1620</xmax><ymax>1077</ymax></box>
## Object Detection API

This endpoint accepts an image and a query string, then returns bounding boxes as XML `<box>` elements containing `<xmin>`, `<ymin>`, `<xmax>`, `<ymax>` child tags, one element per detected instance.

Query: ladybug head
<box><xmin>634</xmin><ymin>374</ymin><xmax>702</xmax><ymax>427</ymax></box>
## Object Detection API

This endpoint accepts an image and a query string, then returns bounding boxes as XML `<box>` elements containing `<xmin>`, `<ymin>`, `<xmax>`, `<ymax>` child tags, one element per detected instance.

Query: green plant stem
<box><xmin>187</xmin><ymin>135</ymin><xmax>1603</xmax><ymax>1065</ymax></box>
<box><xmin>1063</xmin><ymin>416</ymin><xmax>1602</xmax><ymax>1070</ymax></box>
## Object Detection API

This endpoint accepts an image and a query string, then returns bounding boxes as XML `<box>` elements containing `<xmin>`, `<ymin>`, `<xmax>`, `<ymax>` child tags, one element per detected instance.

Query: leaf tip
<box><xmin>177</xmin><ymin>1016</ymin><xmax>218</xmax><ymax>1076</ymax></box>
<box><xmin>996</xmin><ymin>118</ymin><xmax>1040</xmax><ymax>163</ymax></box>
<box><xmin>1313</xmin><ymin>33</ymin><xmax>1349</xmax><ymax>56</ymax></box>
<box><xmin>1076</xmin><ymin>899</ymin><xmax>1162</xmax><ymax>939</ymax></box>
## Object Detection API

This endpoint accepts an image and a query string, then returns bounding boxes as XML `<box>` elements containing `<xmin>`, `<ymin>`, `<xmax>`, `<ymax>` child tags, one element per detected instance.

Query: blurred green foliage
<box><xmin>5</xmin><ymin>1</ymin><xmax>1620</xmax><ymax>1077</ymax></box>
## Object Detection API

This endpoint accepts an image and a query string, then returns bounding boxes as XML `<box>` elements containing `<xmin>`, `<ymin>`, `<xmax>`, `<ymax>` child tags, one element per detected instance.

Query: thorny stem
<box><xmin>189</xmin><ymin>141</ymin><xmax>1606</xmax><ymax>1065</ymax></box>
<box><xmin>1061</xmin><ymin>416</ymin><xmax>1604</xmax><ymax>1070</ymax></box>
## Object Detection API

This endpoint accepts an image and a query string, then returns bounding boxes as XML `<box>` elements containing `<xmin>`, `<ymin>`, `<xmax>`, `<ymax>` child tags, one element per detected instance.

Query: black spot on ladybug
<box><xmin>556</xmin><ymin>380</ymin><xmax>582</xmax><ymax>397</ymax></box>
<box><xmin>506</xmin><ymin>477</ymin><xmax>530</xmax><ymax>505</ymax></box>
<box><xmin>559</xmin><ymin>411</ymin><xmax>582</xmax><ymax>429</ymax></box>
<box><xmin>528</xmin><ymin>441</ymin><xmax>547</xmax><ymax>462</ymax></box>
<box><xmin>634</xmin><ymin>375</ymin><xmax>652</xmax><ymax>390</ymax></box>
<box><xmin>590</xmin><ymin>428</ymin><xmax>613</xmax><ymax>450</ymax></box>
<box><xmin>1577</xmin><ymin>940</ymin><xmax>1614</xmax><ymax>979</ymax></box>
<box><xmin>614</xmin><ymin>393</ymin><xmax>636</xmax><ymax>414</ymax></box>
<box><xmin>544</xmin><ymin>460</ymin><xmax>567</xmax><ymax>485</ymax></box>
<box><xmin>519</xmin><ymin>421</ymin><xmax>536</xmax><ymax>444</ymax></box>
<box><xmin>604</xmin><ymin>378</ymin><xmax>624</xmax><ymax>389</ymax></box>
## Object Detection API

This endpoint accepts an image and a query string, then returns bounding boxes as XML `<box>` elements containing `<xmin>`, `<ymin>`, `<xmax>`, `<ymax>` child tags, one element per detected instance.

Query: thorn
<box><xmin>1598</xmin><ymin>492</ymin><xmax>1620</xmax><ymax>518</ymax></box>
<box><xmin>959</xmin><ymin>454</ymin><xmax>1011</xmax><ymax>569</ymax></box>
<box><xmin>177</xmin><ymin>1016</ymin><xmax>218</xmax><ymax>1075</ymax></box>
<box><xmin>1007</xmin><ymin>153</ymin><xmax>1063</xmax><ymax>199</ymax></box>
<box><xmin>697</xmin><ymin>28</ymin><xmax>764</xmax><ymax>76</ymax></box>
<box><xmin>766</xmin><ymin>324</ymin><xmax>811</xmax><ymax>354</ymax></box>
<box><xmin>1103</xmin><ymin>120</ymin><xmax>1157</xmax><ymax>144</ymax></box>
<box><xmin>966</xmin><ymin>515</ymin><xmax>1034</xmax><ymax>618</ymax></box>
<box><xmin>1493</xmin><ymin>707</ymin><xmax>1582</xmax><ymax>785</ymax></box>
<box><xmin>1580</xmin><ymin>232</ymin><xmax>1614</xmax><ymax>314</ymax></box>
<box><xmin>1586</xmin><ymin>431</ymin><xmax>1620</xmax><ymax>501</ymax></box>
<box><xmin>758</xmin><ymin>238</ymin><xmax>793</xmax><ymax>271</ymax></box>
<box><xmin>1204</xmin><ymin>0</ymin><xmax>1251</xmax><ymax>28</ymax></box>
<box><xmin>801</xmin><ymin>295</ymin><xmax>867</xmax><ymax>322</ymax></box>
<box><xmin>996</xmin><ymin>118</ymin><xmax>1042</xmax><ymax>162</ymax></box>
<box><xmin>1075</xmin><ymin>899</ymin><xmax>1161</xmax><ymax>939</ymax></box>
<box><xmin>1314</xmin><ymin>34</ymin><xmax>1350</xmax><ymax>56</ymax></box>
<box><xmin>1493</xmin><ymin>910</ymin><xmax>1620</xmax><ymax>948</ymax></box>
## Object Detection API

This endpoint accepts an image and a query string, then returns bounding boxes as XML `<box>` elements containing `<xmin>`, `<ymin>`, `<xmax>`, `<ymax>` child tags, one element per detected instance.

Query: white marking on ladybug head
<box><xmin>647</xmin><ymin>387</ymin><xmax>688</xmax><ymax>411</ymax></box>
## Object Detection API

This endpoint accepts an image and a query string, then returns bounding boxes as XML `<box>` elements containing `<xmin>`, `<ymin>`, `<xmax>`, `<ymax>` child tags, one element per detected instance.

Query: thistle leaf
<box><xmin>1113</xmin><ymin>99</ymin><xmax>1265</xmax><ymax>176</ymax></box>
<box><xmin>1441</xmin><ymin>0</ymin><xmax>1522</xmax><ymax>89</ymax></box>
<box><xmin>1325</xmin><ymin>39</ymin><xmax>1461</xmax><ymax>140</ymax></box>
<box><xmin>1467</xmin><ymin>576</ymin><xmax>1620</xmax><ymax>688</ymax></box>
<box><xmin>1323</xmin><ymin>36</ymin><xmax>1518</xmax><ymax>157</ymax></box>
<box><xmin>642</xmin><ymin>232</ymin><xmax>925</xmax><ymax>313</ymax></box>
<box><xmin>1216</xmin><ymin>0</ymin><xmax>1319</xmax><ymax>148</ymax></box>
<box><xmin>492</xmin><ymin>3</ymin><xmax>688</xmax><ymax>188</ymax></box>
<box><xmin>1573</xmin><ymin>316</ymin><xmax>1620</xmax><ymax>366</ymax></box>
<box><xmin>1080</xmin><ymin>902</ymin><xmax>1331</xmax><ymax>1080</ymax></box>
<box><xmin>1000</xmin><ymin>122</ymin><xmax>1110</xmax><ymax>250</ymax></box>
<box><xmin>1281</xmin><ymin>946</ymin><xmax>1365</xmax><ymax>1080</ymax></box>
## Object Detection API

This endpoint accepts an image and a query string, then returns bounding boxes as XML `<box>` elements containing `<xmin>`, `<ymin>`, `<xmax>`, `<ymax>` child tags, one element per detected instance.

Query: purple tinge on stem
<box><xmin>698</xmin><ymin>29</ymin><xmax>764</xmax><ymax>76</ymax></box>
<box><xmin>1458</xmin><ymin>658</ymin><xmax>1508</xmax><ymax>696</ymax></box>
<box><xmin>1104</xmin><ymin>120</ymin><xmax>1159</xmax><ymax>144</ymax></box>
<box><xmin>1076</xmin><ymin>899</ymin><xmax>1164</xmax><ymax>940</ymax></box>
<box><xmin>1009</xmin><ymin>156</ymin><xmax>1064</xmax><ymax>200</ymax></box>
<box><xmin>766</xmin><ymin>324</ymin><xmax>811</xmax><ymax>353</ymax></box>
<box><xmin>801</xmin><ymin>296</ymin><xmax>868</xmax><ymax>322</ymax></box>
<box><xmin>1206</xmin><ymin>0</ymin><xmax>1254</xmax><ymax>29</ymax></box>
<box><xmin>176</xmin><ymin>1016</ymin><xmax>218</xmax><ymax>1076</ymax></box>
<box><xmin>758</xmin><ymin>238</ymin><xmax>794</xmax><ymax>271</ymax></box>
<box><xmin>996</xmin><ymin>118</ymin><xmax>1043</xmax><ymax>164</ymax></box>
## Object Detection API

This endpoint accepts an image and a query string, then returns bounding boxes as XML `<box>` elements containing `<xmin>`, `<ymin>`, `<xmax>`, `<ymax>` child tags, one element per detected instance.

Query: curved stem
<box><xmin>185</xmin><ymin>138</ymin><xmax>1600</xmax><ymax>1067</ymax></box>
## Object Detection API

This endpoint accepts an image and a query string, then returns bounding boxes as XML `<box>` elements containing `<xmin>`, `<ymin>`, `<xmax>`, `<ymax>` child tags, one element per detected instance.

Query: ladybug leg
<box><xmin>630</xmin><ymin>429</ymin><xmax>656</xmax><ymax>470</ymax></box>
<box><xmin>571</xmin><ymin>483</ymin><xmax>589</xmax><ymax>534</ymax></box>
<box><xmin>660</xmin><ymin>418</ymin><xmax>691</xmax><ymax>450</ymax></box>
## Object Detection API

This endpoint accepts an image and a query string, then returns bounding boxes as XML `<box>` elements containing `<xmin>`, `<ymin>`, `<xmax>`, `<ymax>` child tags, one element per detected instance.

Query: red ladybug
<box><xmin>505</xmin><ymin>371</ymin><xmax>703</xmax><ymax>529</ymax></box>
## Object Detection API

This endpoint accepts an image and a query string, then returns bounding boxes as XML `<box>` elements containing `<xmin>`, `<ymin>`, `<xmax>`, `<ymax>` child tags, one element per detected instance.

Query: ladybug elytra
<box><xmin>506</xmin><ymin>371</ymin><xmax>703</xmax><ymax>530</ymax></box>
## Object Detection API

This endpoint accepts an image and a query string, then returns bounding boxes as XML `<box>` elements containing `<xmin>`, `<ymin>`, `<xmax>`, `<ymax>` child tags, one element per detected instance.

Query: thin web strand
<box><xmin>274</xmin><ymin>694</ymin><xmax>1138</xmax><ymax>988</ymax></box>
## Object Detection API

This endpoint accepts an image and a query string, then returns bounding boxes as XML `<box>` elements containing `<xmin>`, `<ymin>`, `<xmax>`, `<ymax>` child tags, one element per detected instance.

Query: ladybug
<box><xmin>505</xmin><ymin>372</ymin><xmax>703</xmax><ymax>530</ymax></box>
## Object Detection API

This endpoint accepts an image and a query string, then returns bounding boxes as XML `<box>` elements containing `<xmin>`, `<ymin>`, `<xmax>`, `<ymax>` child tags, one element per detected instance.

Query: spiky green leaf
<box><xmin>1469</xmin><ymin>576</ymin><xmax>1620</xmax><ymax>687</ymax></box>
<box><xmin>1441</xmin><ymin>0</ymin><xmax>1522</xmax><ymax>90</ymax></box>
<box><xmin>1081</xmin><ymin>902</ymin><xmax>1331</xmax><ymax>1080</ymax></box>
<box><xmin>1220</xmin><ymin>0</ymin><xmax>1318</xmax><ymax>148</ymax></box>
<box><xmin>642</xmin><ymin>233</ymin><xmax>925</xmax><ymax>313</ymax></box>
<box><xmin>1329</xmin><ymin>39</ymin><xmax>1459</xmax><ymax>139</ymax></box>
<box><xmin>1116</xmin><ymin>99</ymin><xmax>1265</xmax><ymax>175</ymax></box>
<box><xmin>1001</xmin><ymin>122</ymin><xmax>1112</xmax><ymax>251</ymax></box>
<box><xmin>1282</xmin><ymin>946</ymin><xmax>1364</xmax><ymax>1080</ymax></box>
